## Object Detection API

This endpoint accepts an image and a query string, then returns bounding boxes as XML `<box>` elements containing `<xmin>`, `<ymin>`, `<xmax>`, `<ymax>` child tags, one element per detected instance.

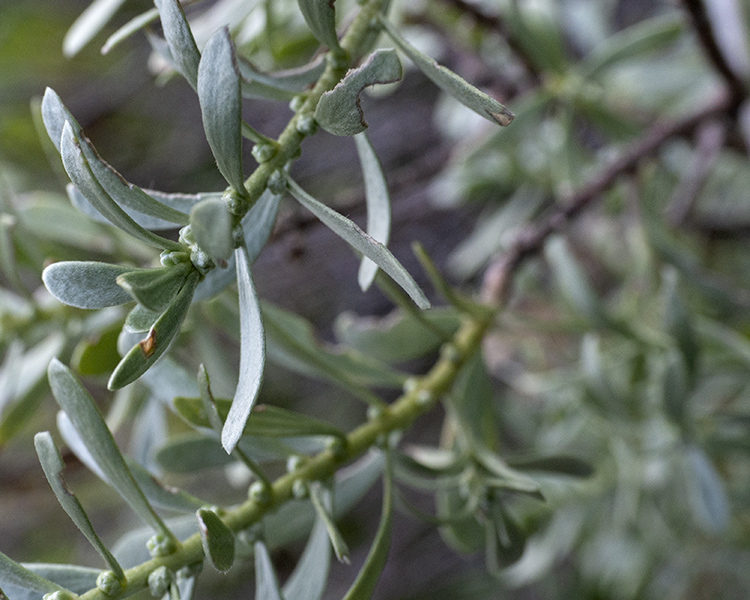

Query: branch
<box><xmin>480</xmin><ymin>91</ymin><xmax>732</xmax><ymax>304</ymax></box>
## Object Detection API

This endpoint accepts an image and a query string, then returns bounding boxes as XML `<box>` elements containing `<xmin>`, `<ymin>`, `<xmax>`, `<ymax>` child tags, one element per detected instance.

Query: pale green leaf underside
<box><xmin>117</xmin><ymin>262</ymin><xmax>193</xmax><ymax>313</ymax></box>
<box><xmin>42</xmin><ymin>261</ymin><xmax>135</xmax><ymax>309</ymax></box>
<box><xmin>297</xmin><ymin>0</ymin><xmax>342</xmax><ymax>50</ymax></box>
<box><xmin>255</xmin><ymin>541</ymin><xmax>284</xmax><ymax>600</ymax></box>
<box><xmin>34</xmin><ymin>432</ymin><xmax>125</xmax><ymax>580</ymax></box>
<box><xmin>287</xmin><ymin>178</ymin><xmax>430</xmax><ymax>309</ymax></box>
<box><xmin>239</xmin><ymin>55</ymin><xmax>326</xmax><ymax>100</ymax></box>
<box><xmin>63</xmin><ymin>0</ymin><xmax>127</xmax><ymax>57</ymax></box>
<box><xmin>102</xmin><ymin>8</ymin><xmax>159</xmax><ymax>54</ymax></box>
<box><xmin>315</xmin><ymin>49</ymin><xmax>403</xmax><ymax>136</ymax></box>
<box><xmin>222</xmin><ymin>246</ymin><xmax>266</xmax><ymax>453</ymax></box>
<box><xmin>197</xmin><ymin>508</ymin><xmax>235</xmax><ymax>572</ymax></box>
<box><xmin>309</xmin><ymin>483</ymin><xmax>350</xmax><ymax>563</ymax></box>
<box><xmin>190</xmin><ymin>197</ymin><xmax>235</xmax><ymax>263</ymax></box>
<box><xmin>198</xmin><ymin>28</ymin><xmax>246</xmax><ymax>194</ymax></box>
<box><xmin>282</xmin><ymin>510</ymin><xmax>332</xmax><ymax>600</ymax></box>
<box><xmin>379</xmin><ymin>17</ymin><xmax>515</xmax><ymax>127</ymax></box>
<box><xmin>354</xmin><ymin>132</ymin><xmax>391</xmax><ymax>291</ymax></box>
<box><xmin>47</xmin><ymin>359</ymin><xmax>172</xmax><ymax>537</ymax></box>
<box><xmin>154</xmin><ymin>0</ymin><xmax>201</xmax><ymax>89</ymax></box>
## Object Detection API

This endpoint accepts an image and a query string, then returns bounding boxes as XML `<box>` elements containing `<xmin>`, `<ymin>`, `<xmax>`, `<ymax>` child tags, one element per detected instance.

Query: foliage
<box><xmin>2</xmin><ymin>0</ymin><xmax>750</xmax><ymax>599</ymax></box>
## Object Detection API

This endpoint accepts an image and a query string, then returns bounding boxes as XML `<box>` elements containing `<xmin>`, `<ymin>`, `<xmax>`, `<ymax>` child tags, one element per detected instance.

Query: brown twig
<box><xmin>480</xmin><ymin>91</ymin><xmax>732</xmax><ymax>304</ymax></box>
<box><xmin>681</xmin><ymin>0</ymin><xmax>747</xmax><ymax>111</ymax></box>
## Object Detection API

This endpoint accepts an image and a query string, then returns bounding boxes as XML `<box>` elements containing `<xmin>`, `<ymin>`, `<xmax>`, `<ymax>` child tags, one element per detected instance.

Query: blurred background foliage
<box><xmin>3</xmin><ymin>0</ymin><xmax>750</xmax><ymax>599</ymax></box>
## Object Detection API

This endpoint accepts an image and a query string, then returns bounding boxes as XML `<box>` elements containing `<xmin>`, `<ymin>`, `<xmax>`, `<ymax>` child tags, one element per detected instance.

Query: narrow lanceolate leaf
<box><xmin>0</xmin><ymin>551</ymin><xmax>68</xmax><ymax>597</ymax></box>
<box><xmin>197</xmin><ymin>509</ymin><xmax>235</xmax><ymax>573</ymax></box>
<box><xmin>109</xmin><ymin>271</ymin><xmax>200</xmax><ymax>390</ymax></box>
<box><xmin>48</xmin><ymin>359</ymin><xmax>174</xmax><ymax>539</ymax></box>
<box><xmin>34</xmin><ymin>432</ymin><xmax>125</xmax><ymax>581</ymax></box>
<box><xmin>117</xmin><ymin>262</ymin><xmax>193</xmax><ymax>313</ymax></box>
<box><xmin>379</xmin><ymin>17</ymin><xmax>514</xmax><ymax>127</ymax></box>
<box><xmin>485</xmin><ymin>500</ymin><xmax>526</xmax><ymax>573</ymax></box>
<box><xmin>282</xmin><ymin>510</ymin><xmax>332</xmax><ymax>600</ymax></box>
<box><xmin>102</xmin><ymin>7</ymin><xmax>160</xmax><ymax>54</ymax></box>
<box><xmin>342</xmin><ymin>451</ymin><xmax>394</xmax><ymax>600</ymax></box>
<box><xmin>42</xmin><ymin>89</ymin><xmax>190</xmax><ymax>226</ymax></box>
<box><xmin>154</xmin><ymin>0</ymin><xmax>201</xmax><ymax>89</ymax></box>
<box><xmin>42</xmin><ymin>261</ymin><xmax>135</xmax><ymax>309</ymax></box>
<box><xmin>63</xmin><ymin>0</ymin><xmax>127</xmax><ymax>57</ymax></box>
<box><xmin>222</xmin><ymin>246</ymin><xmax>265</xmax><ymax>453</ymax></box>
<box><xmin>297</xmin><ymin>0</ymin><xmax>341</xmax><ymax>50</ymax></box>
<box><xmin>684</xmin><ymin>444</ymin><xmax>730</xmax><ymax>534</ymax></box>
<box><xmin>287</xmin><ymin>178</ymin><xmax>430</xmax><ymax>309</ymax></box>
<box><xmin>315</xmin><ymin>49</ymin><xmax>403</xmax><ymax>136</ymax></box>
<box><xmin>190</xmin><ymin>197</ymin><xmax>235</xmax><ymax>263</ymax></box>
<box><xmin>354</xmin><ymin>133</ymin><xmax>391</xmax><ymax>291</ymax></box>
<box><xmin>60</xmin><ymin>122</ymin><xmax>183</xmax><ymax>251</ymax></box>
<box><xmin>198</xmin><ymin>28</ymin><xmax>246</xmax><ymax>194</ymax></box>
<box><xmin>254</xmin><ymin>541</ymin><xmax>284</xmax><ymax>600</ymax></box>
<box><xmin>238</xmin><ymin>55</ymin><xmax>326</xmax><ymax>98</ymax></box>
<box><xmin>309</xmin><ymin>483</ymin><xmax>350</xmax><ymax>563</ymax></box>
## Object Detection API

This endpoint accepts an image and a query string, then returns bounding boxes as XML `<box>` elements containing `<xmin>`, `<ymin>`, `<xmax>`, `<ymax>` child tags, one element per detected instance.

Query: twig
<box><xmin>480</xmin><ymin>91</ymin><xmax>732</xmax><ymax>304</ymax></box>
<box><xmin>681</xmin><ymin>0</ymin><xmax>747</xmax><ymax>111</ymax></box>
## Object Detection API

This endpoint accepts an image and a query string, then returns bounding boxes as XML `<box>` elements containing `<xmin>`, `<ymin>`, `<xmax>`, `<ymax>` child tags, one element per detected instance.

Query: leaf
<box><xmin>353</xmin><ymin>132</ymin><xmax>391</xmax><ymax>291</ymax></box>
<box><xmin>684</xmin><ymin>443</ymin><xmax>730</xmax><ymax>534</ymax></box>
<box><xmin>0</xmin><ymin>552</ymin><xmax>68</xmax><ymax>598</ymax></box>
<box><xmin>198</xmin><ymin>28</ymin><xmax>246</xmax><ymax>194</ymax></box>
<box><xmin>379</xmin><ymin>17</ymin><xmax>514</xmax><ymax>127</ymax></box>
<box><xmin>117</xmin><ymin>262</ymin><xmax>193</xmax><ymax>313</ymax></box>
<box><xmin>282</xmin><ymin>509</ymin><xmax>331</xmax><ymax>600</ymax></box>
<box><xmin>333</xmin><ymin>307</ymin><xmax>460</xmax><ymax>363</ymax></box>
<box><xmin>436</xmin><ymin>485</ymin><xmax>484</xmax><ymax>553</ymax></box>
<box><xmin>154</xmin><ymin>0</ymin><xmax>201</xmax><ymax>89</ymax></box>
<box><xmin>42</xmin><ymin>261</ymin><xmax>135</xmax><ymax>309</ymax></box>
<box><xmin>287</xmin><ymin>178</ymin><xmax>430</xmax><ymax>308</ymax></box>
<box><xmin>73</xmin><ymin>321</ymin><xmax>123</xmax><ymax>376</ymax></box>
<box><xmin>197</xmin><ymin>509</ymin><xmax>235</xmax><ymax>573</ymax></box>
<box><xmin>42</xmin><ymin>89</ymin><xmax>190</xmax><ymax>227</ymax></box>
<box><xmin>309</xmin><ymin>483</ymin><xmax>350</xmax><ymax>563</ymax></box>
<box><xmin>102</xmin><ymin>8</ymin><xmax>160</xmax><ymax>54</ymax></box>
<box><xmin>63</xmin><ymin>0</ymin><xmax>128</xmax><ymax>57</ymax></box>
<box><xmin>663</xmin><ymin>268</ymin><xmax>699</xmax><ymax>379</ymax></box>
<box><xmin>222</xmin><ymin>246</ymin><xmax>266</xmax><ymax>454</ymax></box>
<box><xmin>59</xmin><ymin>121</ymin><xmax>183</xmax><ymax>251</ymax></box>
<box><xmin>315</xmin><ymin>49</ymin><xmax>403</xmax><ymax>136</ymax></box>
<box><xmin>156</xmin><ymin>435</ymin><xmax>235</xmax><ymax>473</ymax></box>
<box><xmin>238</xmin><ymin>55</ymin><xmax>326</xmax><ymax>100</ymax></box>
<box><xmin>34</xmin><ymin>432</ymin><xmax>125</xmax><ymax>581</ymax></box>
<box><xmin>297</xmin><ymin>0</ymin><xmax>341</xmax><ymax>50</ymax></box>
<box><xmin>190</xmin><ymin>197</ymin><xmax>235</xmax><ymax>263</ymax></box>
<box><xmin>473</xmin><ymin>447</ymin><xmax>544</xmax><ymax>500</ymax></box>
<box><xmin>23</xmin><ymin>564</ymin><xmax>101</xmax><ymax>596</ymax></box>
<box><xmin>124</xmin><ymin>303</ymin><xmax>162</xmax><ymax>334</ymax></box>
<box><xmin>174</xmin><ymin>397</ymin><xmax>345</xmax><ymax>440</ymax></box>
<box><xmin>506</xmin><ymin>455</ymin><xmax>594</xmax><ymax>478</ymax></box>
<box><xmin>341</xmin><ymin>450</ymin><xmax>394</xmax><ymax>600</ymax></box>
<box><xmin>485</xmin><ymin>500</ymin><xmax>526</xmax><ymax>573</ymax></box>
<box><xmin>126</xmin><ymin>456</ymin><xmax>206</xmax><ymax>513</ymax></box>
<box><xmin>662</xmin><ymin>350</ymin><xmax>690</xmax><ymax>427</ymax></box>
<box><xmin>254</xmin><ymin>541</ymin><xmax>284</xmax><ymax>600</ymax></box>
<box><xmin>109</xmin><ymin>271</ymin><xmax>200</xmax><ymax>390</ymax></box>
<box><xmin>48</xmin><ymin>359</ymin><xmax>174</xmax><ymax>540</ymax></box>
<box><xmin>450</xmin><ymin>354</ymin><xmax>500</xmax><ymax>451</ymax></box>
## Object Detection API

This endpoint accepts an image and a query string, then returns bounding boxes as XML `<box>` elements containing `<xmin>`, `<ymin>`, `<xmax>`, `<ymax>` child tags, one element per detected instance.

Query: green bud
<box><xmin>292</xmin><ymin>479</ymin><xmax>309</xmax><ymax>499</ymax></box>
<box><xmin>252</xmin><ymin>143</ymin><xmax>277</xmax><ymax>164</ymax></box>
<box><xmin>148</xmin><ymin>567</ymin><xmax>171</xmax><ymax>597</ymax></box>
<box><xmin>248</xmin><ymin>480</ymin><xmax>272</xmax><ymax>505</ymax></box>
<box><xmin>367</xmin><ymin>405</ymin><xmax>384</xmax><ymax>421</ymax></box>
<box><xmin>190</xmin><ymin>249</ymin><xmax>214</xmax><ymax>273</ymax></box>
<box><xmin>440</xmin><ymin>343</ymin><xmax>460</xmax><ymax>363</ymax></box>
<box><xmin>160</xmin><ymin>250</ymin><xmax>190</xmax><ymax>266</ymax></box>
<box><xmin>326</xmin><ymin>436</ymin><xmax>347</xmax><ymax>459</ymax></box>
<box><xmin>286</xmin><ymin>454</ymin><xmax>305</xmax><ymax>473</ymax></box>
<box><xmin>178</xmin><ymin>225</ymin><xmax>195</xmax><ymax>246</ymax></box>
<box><xmin>267</xmin><ymin>170</ymin><xmax>287</xmax><ymax>195</ymax></box>
<box><xmin>177</xmin><ymin>561</ymin><xmax>203</xmax><ymax>580</ymax></box>
<box><xmin>296</xmin><ymin>114</ymin><xmax>318</xmax><ymax>136</ymax></box>
<box><xmin>403</xmin><ymin>377</ymin><xmax>420</xmax><ymax>393</ymax></box>
<box><xmin>415</xmin><ymin>389</ymin><xmax>433</xmax><ymax>406</ymax></box>
<box><xmin>147</xmin><ymin>532</ymin><xmax>177</xmax><ymax>558</ymax></box>
<box><xmin>289</xmin><ymin>94</ymin><xmax>306</xmax><ymax>112</ymax></box>
<box><xmin>97</xmin><ymin>571</ymin><xmax>125</xmax><ymax>597</ymax></box>
<box><xmin>43</xmin><ymin>592</ymin><xmax>77</xmax><ymax>600</ymax></box>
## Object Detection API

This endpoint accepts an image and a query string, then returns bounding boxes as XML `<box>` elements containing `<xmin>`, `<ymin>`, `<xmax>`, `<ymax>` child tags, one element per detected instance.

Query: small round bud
<box><xmin>248</xmin><ymin>480</ymin><xmax>272</xmax><ymax>505</ymax></box>
<box><xmin>292</xmin><ymin>479</ymin><xmax>309</xmax><ymax>499</ymax></box>
<box><xmin>440</xmin><ymin>343</ymin><xmax>460</xmax><ymax>363</ymax></box>
<box><xmin>403</xmin><ymin>377</ymin><xmax>420</xmax><ymax>393</ymax></box>
<box><xmin>178</xmin><ymin>225</ymin><xmax>195</xmax><ymax>246</ymax></box>
<box><xmin>190</xmin><ymin>249</ymin><xmax>214</xmax><ymax>274</ymax></box>
<box><xmin>97</xmin><ymin>571</ymin><xmax>125</xmax><ymax>596</ymax></box>
<box><xmin>267</xmin><ymin>170</ymin><xmax>287</xmax><ymax>195</ymax></box>
<box><xmin>296</xmin><ymin>114</ymin><xmax>318</xmax><ymax>136</ymax></box>
<box><xmin>328</xmin><ymin>51</ymin><xmax>350</xmax><ymax>70</ymax></box>
<box><xmin>148</xmin><ymin>567</ymin><xmax>171</xmax><ymax>597</ymax></box>
<box><xmin>252</xmin><ymin>143</ymin><xmax>277</xmax><ymax>164</ymax></box>
<box><xmin>43</xmin><ymin>592</ymin><xmax>77</xmax><ymax>600</ymax></box>
<box><xmin>160</xmin><ymin>250</ymin><xmax>190</xmax><ymax>267</ymax></box>
<box><xmin>367</xmin><ymin>405</ymin><xmax>384</xmax><ymax>421</ymax></box>
<box><xmin>415</xmin><ymin>389</ymin><xmax>433</xmax><ymax>406</ymax></box>
<box><xmin>147</xmin><ymin>533</ymin><xmax>177</xmax><ymax>558</ymax></box>
<box><xmin>289</xmin><ymin>94</ymin><xmax>306</xmax><ymax>112</ymax></box>
<box><xmin>326</xmin><ymin>436</ymin><xmax>347</xmax><ymax>459</ymax></box>
<box><xmin>286</xmin><ymin>454</ymin><xmax>305</xmax><ymax>473</ymax></box>
<box><xmin>223</xmin><ymin>188</ymin><xmax>247</xmax><ymax>215</ymax></box>
<box><xmin>177</xmin><ymin>561</ymin><xmax>203</xmax><ymax>580</ymax></box>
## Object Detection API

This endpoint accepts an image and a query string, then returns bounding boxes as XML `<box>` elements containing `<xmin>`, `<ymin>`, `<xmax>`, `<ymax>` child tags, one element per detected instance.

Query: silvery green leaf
<box><xmin>451</xmin><ymin>354</ymin><xmax>500</xmax><ymax>451</ymax></box>
<box><xmin>63</xmin><ymin>0</ymin><xmax>127</xmax><ymax>57</ymax></box>
<box><xmin>117</xmin><ymin>262</ymin><xmax>193</xmax><ymax>313</ymax></box>
<box><xmin>23</xmin><ymin>564</ymin><xmax>101</xmax><ymax>596</ymax></box>
<box><xmin>309</xmin><ymin>483</ymin><xmax>350</xmax><ymax>563</ymax></box>
<box><xmin>111</xmin><ymin>515</ymin><xmax>198</xmax><ymax>569</ymax></box>
<box><xmin>154</xmin><ymin>0</ymin><xmax>201</xmax><ymax>89</ymax></box>
<box><xmin>57</xmin><ymin>410</ymin><xmax>107</xmax><ymax>481</ymax></box>
<box><xmin>436</xmin><ymin>484</ymin><xmax>483</xmax><ymax>553</ymax></box>
<box><xmin>34</xmin><ymin>431</ymin><xmax>125</xmax><ymax>581</ymax></box>
<box><xmin>485</xmin><ymin>500</ymin><xmax>526</xmax><ymax>573</ymax></box>
<box><xmin>124</xmin><ymin>304</ymin><xmax>162</xmax><ymax>334</ymax></box>
<box><xmin>222</xmin><ymin>246</ymin><xmax>265</xmax><ymax>454</ymax></box>
<box><xmin>254</xmin><ymin>541</ymin><xmax>284</xmax><ymax>600</ymax></box>
<box><xmin>341</xmin><ymin>451</ymin><xmax>394</xmax><ymax>600</ymax></box>
<box><xmin>198</xmin><ymin>28</ymin><xmax>246</xmax><ymax>194</ymax></box>
<box><xmin>506</xmin><ymin>455</ymin><xmax>594</xmax><ymax>478</ymax></box>
<box><xmin>126</xmin><ymin>456</ymin><xmax>206</xmax><ymax>513</ymax></box>
<box><xmin>143</xmin><ymin>189</ymin><xmax>221</xmax><ymax>215</ymax></box>
<box><xmin>102</xmin><ymin>8</ymin><xmax>160</xmax><ymax>54</ymax></box>
<box><xmin>663</xmin><ymin>268</ymin><xmax>699</xmax><ymax>378</ymax></box>
<box><xmin>379</xmin><ymin>17</ymin><xmax>514</xmax><ymax>127</ymax></box>
<box><xmin>282</xmin><ymin>509</ymin><xmax>331</xmax><ymax>600</ymax></box>
<box><xmin>287</xmin><ymin>178</ymin><xmax>429</xmax><ymax>309</ymax></box>
<box><xmin>109</xmin><ymin>271</ymin><xmax>200</xmax><ymax>390</ymax></box>
<box><xmin>315</xmin><ymin>49</ymin><xmax>403</xmax><ymax>136</ymax></box>
<box><xmin>48</xmin><ymin>359</ymin><xmax>174</xmax><ymax>539</ymax></box>
<box><xmin>354</xmin><ymin>133</ymin><xmax>391</xmax><ymax>291</ymax></box>
<box><xmin>157</xmin><ymin>435</ymin><xmax>235</xmax><ymax>473</ymax></box>
<box><xmin>190</xmin><ymin>197</ymin><xmax>235</xmax><ymax>263</ymax></box>
<box><xmin>238</xmin><ymin>55</ymin><xmax>326</xmax><ymax>99</ymax></box>
<box><xmin>684</xmin><ymin>443</ymin><xmax>730</xmax><ymax>534</ymax></box>
<box><xmin>60</xmin><ymin>121</ymin><xmax>183</xmax><ymax>251</ymax></box>
<box><xmin>197</xmin><ymin>508</ymin><xmax>235</xmax><ymax>573</ymax></box>
<box><xmin>333</xmin><ymin>307</ymin><xmax>460</xmax><ymax>363</ymax></box>
<box><xmin>43</xmin><ymin>89</ymin><xmax>190</xmax><ymax>227</ymax></box>
<box><xmin>297</xmin><ymin>0</ymin><xmax>341</xmax><ymax>50</ymax></box>
<box><xmin>42</xmin><ymin>261</ymin><xmax>135</xmax><ymax>309</ymax></box>
<box><xmin>473</xmin><ymin>446</ymin><xmax>543</xmax><ymax>500</ymax></box>
<box><xmin>0</xmin><ymin>552</ymin><xmax>68</xmax><ymax>598</ymax></box>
